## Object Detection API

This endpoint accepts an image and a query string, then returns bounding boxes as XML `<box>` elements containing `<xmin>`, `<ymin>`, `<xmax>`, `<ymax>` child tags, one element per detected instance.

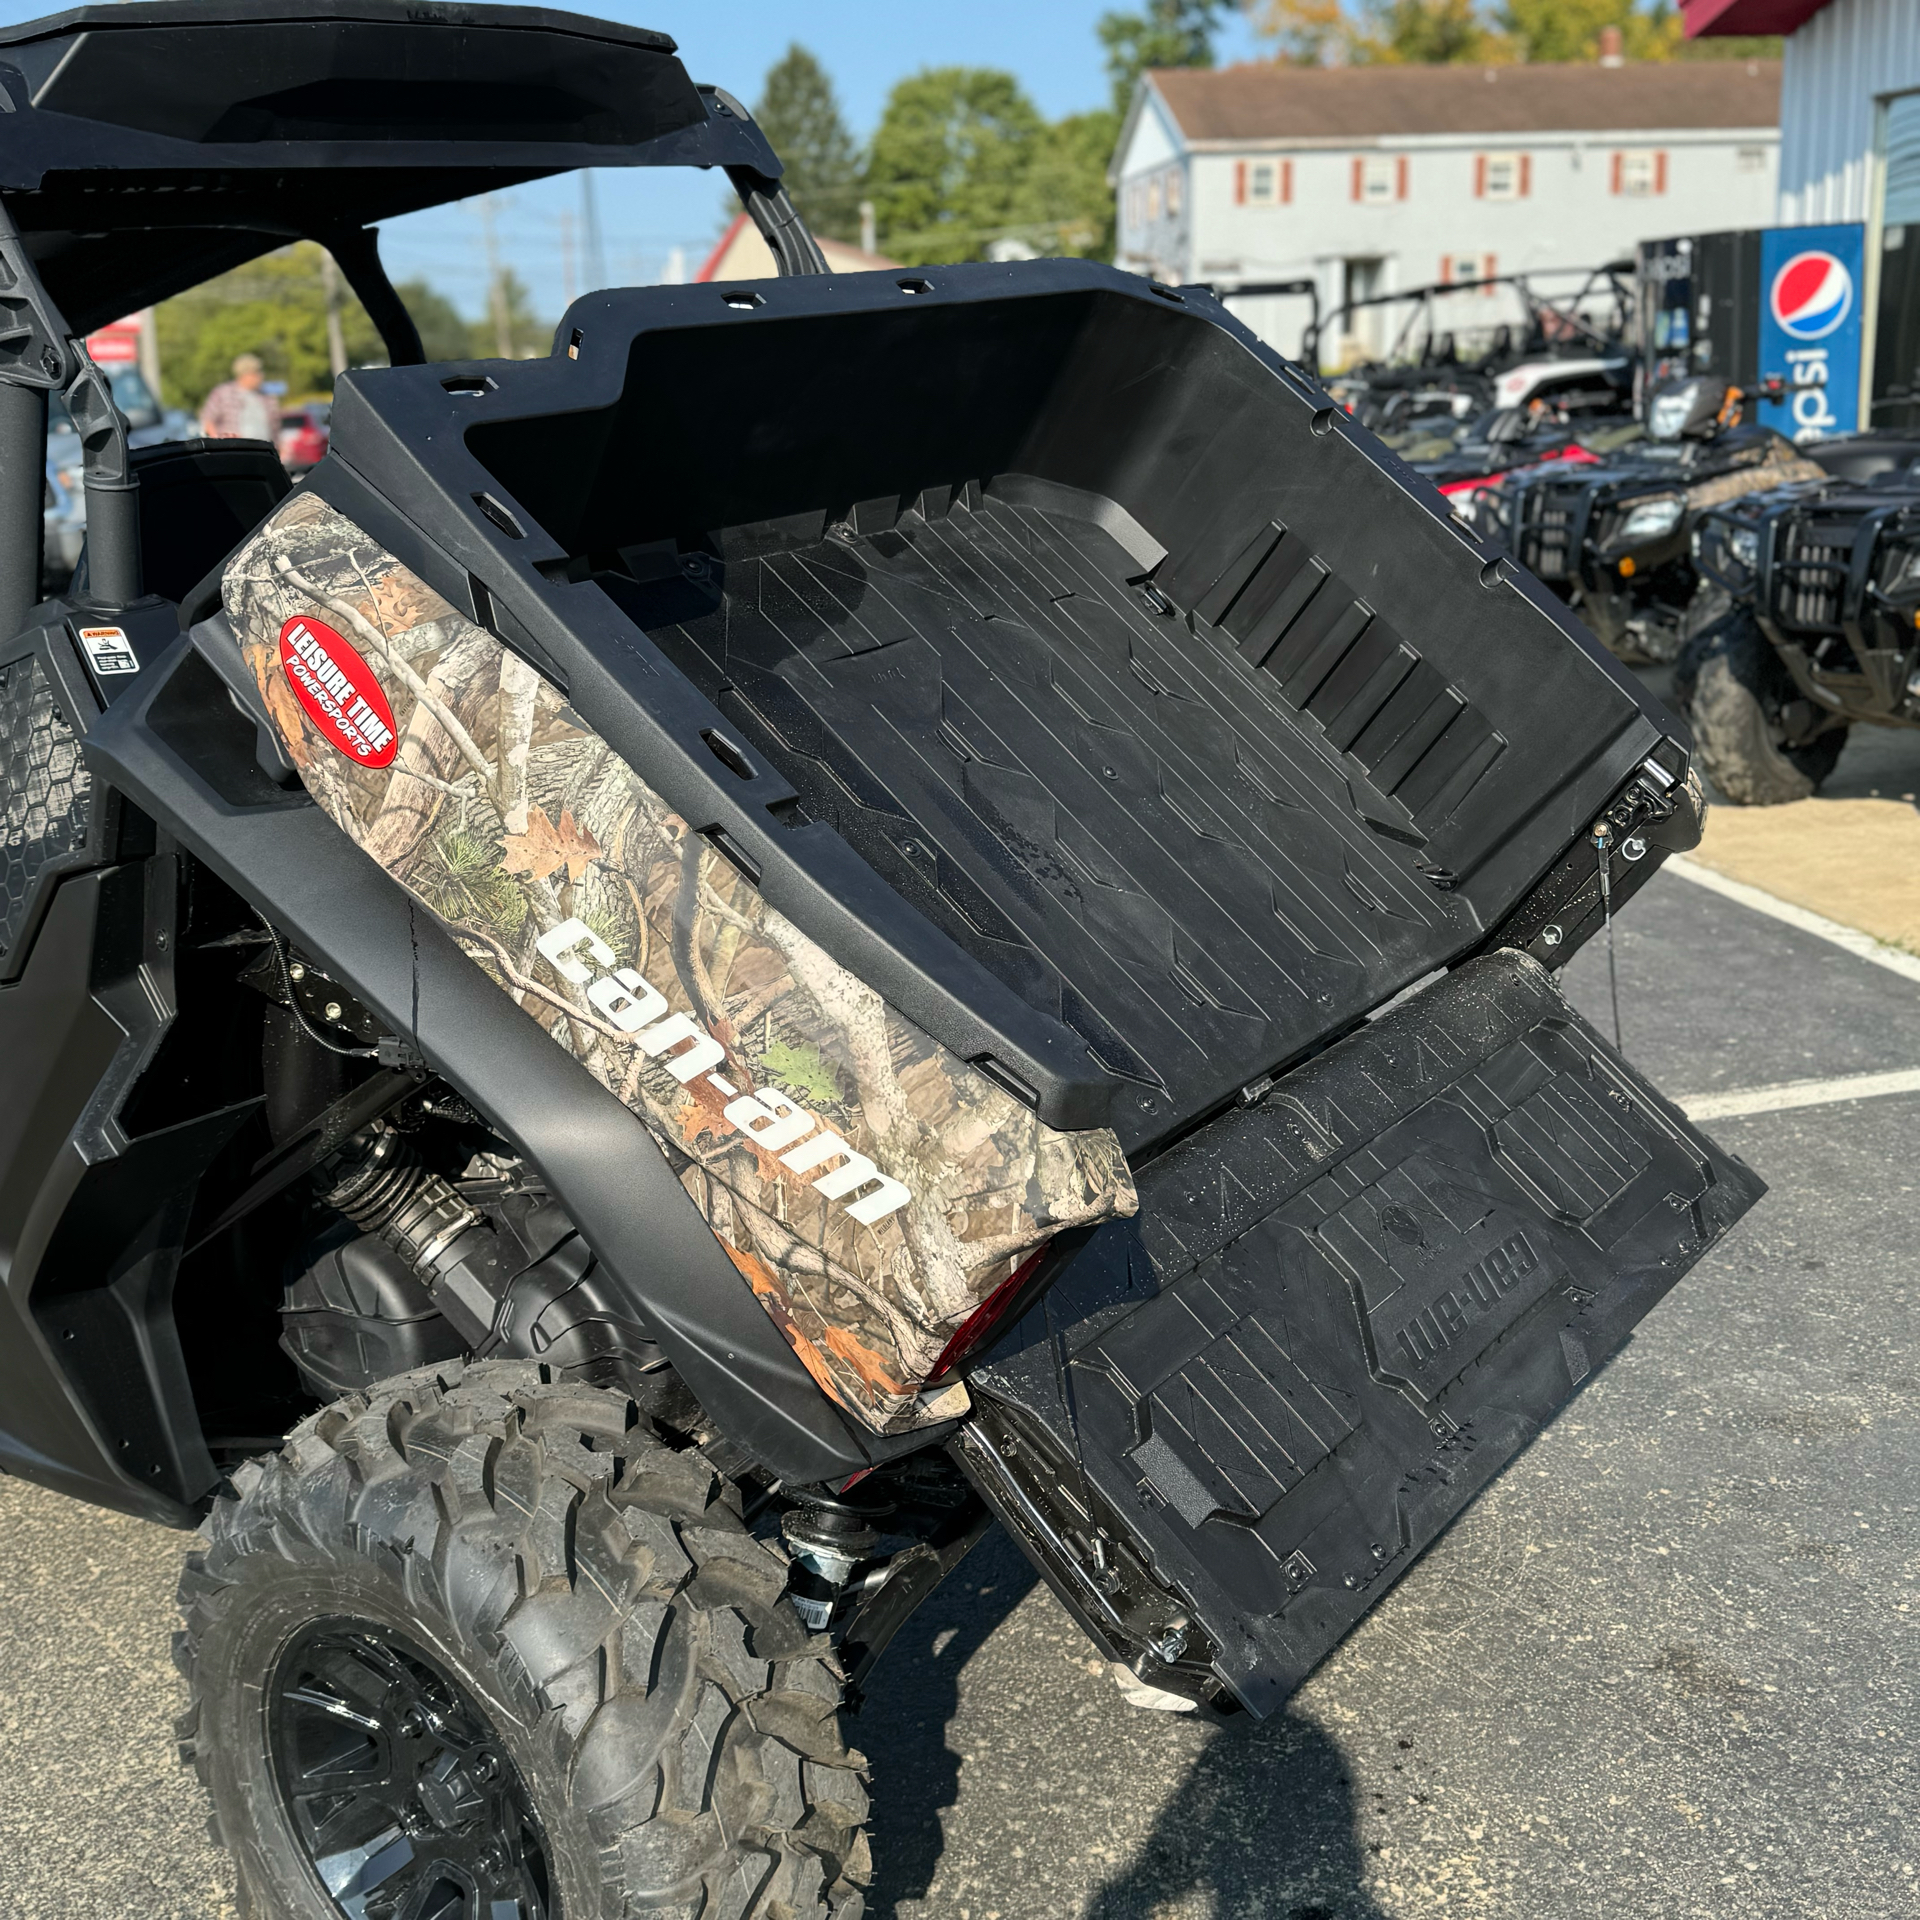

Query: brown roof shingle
<box><xmin>1150</xmin><ymin>59</ymin><xmax>1780</xmax><ymax>143</ymax></box>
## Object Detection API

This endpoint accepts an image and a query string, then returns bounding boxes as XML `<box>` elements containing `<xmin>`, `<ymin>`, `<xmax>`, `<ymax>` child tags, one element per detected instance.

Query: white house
<box><xmin>1112</xmin><ymin>58</ymin><xmax>1781</xmax><ymax>364</ymax></box>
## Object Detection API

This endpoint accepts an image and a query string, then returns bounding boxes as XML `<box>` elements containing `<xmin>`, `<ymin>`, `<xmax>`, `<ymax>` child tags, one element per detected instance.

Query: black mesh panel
<box><xmin>0</xmin><ymin>655</ymin><xmax>91</xmax><ymax>961</ymax></box>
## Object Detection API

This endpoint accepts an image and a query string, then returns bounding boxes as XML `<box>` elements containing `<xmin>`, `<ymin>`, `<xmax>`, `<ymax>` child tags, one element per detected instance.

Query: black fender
<box><xmin>0</xmin><ymin>861</ymin><xmax>247</xmax><ymax>1525</ymax></box>
<box><xmin>81</xmin><ymin>628</ymin><xmax>878</xmax><ymax>1487</ymax></box>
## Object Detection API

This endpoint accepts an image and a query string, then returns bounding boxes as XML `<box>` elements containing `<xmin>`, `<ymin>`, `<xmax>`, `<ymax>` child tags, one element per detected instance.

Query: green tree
<box><xmin>154</xmin><ymin>242</ymin><xmax>386</xmax><ymax>412</ymax></box>
<box><xmin>1011</xmin><ymin>109</ymin><xmax>1124</xmax><ymax>258</ymax></box>
<box><xmin>1357</xmin><ymin>0</ymin><xmax>1492</xmax><ymax>61</ymax></box>
<box><xmin>1252</xmin><ymin>0</ymin><xmax>1777</xmax><ymax>63</ymax></box>
<box><xmin>1252</xmin><ymin>0</ymin><xmax>1351</xmax><ymax>64</ymax></box>
<box><xmin>1098</xmin><ymin>0</ymin><xmax>1228</xmax><ymax>113</ymax></box>
<box><xmin>1495</xmin><ymin>0</ymin><xmax>1677</xmax><ymax>61</ymax></box>
<box><xmin>394</xmin><ymin>277</ymin><xmax>475</xmax><ymax>364</ymax></box>
<box><xmin>1673</xmin><ymin>25</ymin><xmax>1782</xmax><ymax>59</ymax></box>
<box><xmin>483</xmin><ymin>267</ymin><xmax>551</xmax><ymax>359</ymax></box>
<box><xmin>865</xmin><ymin>68</ymin><xmax>1046</xmax><ymax>264</ymax></box>
<box><xmin>154</xmin><ymin>243</ymin><xmax>542</xmax><ymax>413</ymax></box>
<box><xmin>754</xmin><ymin>44</ymin><xmax>863</xmax><ymax>242</ymax></box>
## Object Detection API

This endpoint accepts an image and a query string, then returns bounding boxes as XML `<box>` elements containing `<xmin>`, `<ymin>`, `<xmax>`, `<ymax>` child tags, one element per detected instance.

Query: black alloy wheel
<box><xmin>177</xmin><ymin>1361</ymin><xmax>872</xmax><ymax>1920</ymax></box>
<box><xmin>269</xmin><ymin>1619</ymin><xmax>553</xmax><ymax>1919</ymax></box>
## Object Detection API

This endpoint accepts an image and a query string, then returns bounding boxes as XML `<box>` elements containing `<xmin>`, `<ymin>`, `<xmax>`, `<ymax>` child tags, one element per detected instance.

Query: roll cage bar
<box><xmin>0</xmin><ymin>1</ymin><xmax>827</xmax><ymax>633</ymax></box>
<box><xmin>1303</xmin><ymin>260</ymin><xmax>1636</xmax><ymax>375</ymax></box>
<box><xmin>1190</xmin><ymin>277</ymin><xmax>1321</xmax><ymax>350</ymax></box>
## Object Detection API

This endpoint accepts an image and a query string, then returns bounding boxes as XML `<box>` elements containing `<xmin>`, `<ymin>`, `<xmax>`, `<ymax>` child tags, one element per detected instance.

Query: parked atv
<box><xmin>1484</xmin><ymin>377</ymin><xmax>1828</xmax><ymax>664</ymax></box>
<box><xmin>1678</xmin><ymin>463</ymin><xmax>1920</xmax><ymax>802</ymax></box>
<box><xmin>0</xmin><ymin>8</ymin><xmax>1763</xmax><ymax>1918</ymax></box>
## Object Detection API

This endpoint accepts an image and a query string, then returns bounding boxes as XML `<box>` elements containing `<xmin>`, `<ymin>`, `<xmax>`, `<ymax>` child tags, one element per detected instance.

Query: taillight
<box><xmin>925</xmin><ymin>1243</ymin><xmax>1053</xmax><ymax>1386</ymax></box>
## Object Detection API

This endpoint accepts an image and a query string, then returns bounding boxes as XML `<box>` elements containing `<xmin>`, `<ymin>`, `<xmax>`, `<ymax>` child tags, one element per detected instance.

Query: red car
<box><xmin>275</xmin><ymin>401</ymin><xmax>329</xmax><ymax>473</ymax></box>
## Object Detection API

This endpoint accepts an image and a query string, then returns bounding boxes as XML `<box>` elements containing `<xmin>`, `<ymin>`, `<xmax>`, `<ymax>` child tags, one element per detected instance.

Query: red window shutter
<box><xmin>1281</xmin><ymin>159</ymin><xmax>1293</xmax><ymax>204</ymax></box>
<box><xmin>1655</xmin><ymin>150</ymin><xmax>1668</xmax><ymax>194</ymax></box>
<box><xmin>1235</xmin><ymin>160</ymin><xmax>1247</xmax><ymax>206</ymax></box>
<box><xmin>1610</xmin><ymin>152</ymin><xmax>1623</xmax><ymax>194</ymax></box>
<box><xmin>1484</xmin><ymin>254</ymin><xmax>1497</xmax><ymax>286</ymax></box>
<box><xmin>1439</xmin><ymin>255</ymin><xmax>1452</xmax><ymax>286</ymax></box>
<box><xmin>1520</xmin><ymin>153</ymin><xmax>1532</xmax><ymax>197</ymax></box>
<box><xmin>1352</xmin><ymin>157</ymin><xmax>1364</xmax><ymax>201</ymax></box>
<box><xmin>1474</xmin><ymin>154</ymin><xmax>1486</xmax><ymax>197</ymax></box>
<box><xmin>1396</xmin><ymin>156</ymin><xmax>1409</xmax><ymax>200</ymax></box>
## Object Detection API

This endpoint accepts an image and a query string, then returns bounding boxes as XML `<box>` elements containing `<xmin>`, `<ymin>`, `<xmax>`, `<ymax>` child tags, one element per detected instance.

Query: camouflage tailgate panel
<box><xmin>224</xmin><ymin>493</ymin><xmax>1137</xmax><ymax>1432</ymax></box>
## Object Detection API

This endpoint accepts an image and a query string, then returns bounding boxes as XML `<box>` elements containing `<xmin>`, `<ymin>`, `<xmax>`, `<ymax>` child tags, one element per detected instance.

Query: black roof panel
<box><xmin>0</xmin><ymin>3</ymin><xmax>772</xmax><ymax>329</ymax></box>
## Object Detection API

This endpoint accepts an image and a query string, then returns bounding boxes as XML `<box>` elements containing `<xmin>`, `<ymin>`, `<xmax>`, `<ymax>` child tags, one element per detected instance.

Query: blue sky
<box><xmin>0</xmin><ymin>1</ymin><xmax>1271</xmax><ymax>317</ymax></box>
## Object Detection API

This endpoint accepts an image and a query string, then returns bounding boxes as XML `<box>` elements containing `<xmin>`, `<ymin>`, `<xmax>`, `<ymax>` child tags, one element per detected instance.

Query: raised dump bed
<box><xmin>214</xmin><ymin>255</ymin><xmax>1756</xmax><ymax>1712</ymax></box>
<box><xmin>319</xmin><ymin>258</ymin><xmax>1687</xmax><ymax>1153</ymax></box>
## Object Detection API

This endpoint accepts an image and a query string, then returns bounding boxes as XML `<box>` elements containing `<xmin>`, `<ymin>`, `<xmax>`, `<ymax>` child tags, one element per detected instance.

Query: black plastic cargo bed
<box><xmin>316</xmin><ymin>260</ymin><xmax>1688</xmax><ymax>1145</ymax></box>
<box><xmin>960</xmin><ymin>951</ymin><xmax>1763</xmax><ymax>1715</ymax></box>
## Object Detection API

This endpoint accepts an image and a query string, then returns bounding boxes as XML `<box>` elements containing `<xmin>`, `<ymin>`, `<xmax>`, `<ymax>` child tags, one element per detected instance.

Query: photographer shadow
<box><xmin>1081</xmin><ymin>1705</ymin><xmax>1394</xmax><ymax>1920</ymax></box>
<box><xmin>860</xmin><ymin>1527</ymin><xmax>1389</xmax><ymax>1920</ymax></box>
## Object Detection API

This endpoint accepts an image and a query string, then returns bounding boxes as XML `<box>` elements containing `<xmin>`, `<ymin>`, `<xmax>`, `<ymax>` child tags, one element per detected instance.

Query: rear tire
<box><xmin>175</xmin><ymin>1359</ymin><xmax>870</xmax><ymax>1920</ymax></box>
<box><xmin>1675</xmin><ymin>610</ymin><xmax>1847</xmax><ymax>806</ymax></box>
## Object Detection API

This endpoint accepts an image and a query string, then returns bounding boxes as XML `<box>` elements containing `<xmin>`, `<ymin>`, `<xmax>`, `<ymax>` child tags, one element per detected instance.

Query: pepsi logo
<box><xmin>1770</xmin><ymin>250</ymin><xmax>1854</xmax><ymax>341</ymax></box>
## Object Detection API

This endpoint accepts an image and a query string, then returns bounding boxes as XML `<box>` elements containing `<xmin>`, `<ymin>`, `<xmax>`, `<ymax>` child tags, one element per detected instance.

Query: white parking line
<box><xmin>1667</xmin><ymin>856</ymin><xmax>1920</xmax><ymax>988</ymax></box>
<box><xmin>1678</xmin><ymin>1066</ymin><xmax>1920</xmax><ymax>1122</ymax></box>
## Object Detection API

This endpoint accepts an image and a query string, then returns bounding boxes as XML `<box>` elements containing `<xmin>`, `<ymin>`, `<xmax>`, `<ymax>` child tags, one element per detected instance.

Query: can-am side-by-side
<box><xmin>0</xmin><ymin>7</ymin><xmax>1762</xmax><ymax>1917</ymax></box>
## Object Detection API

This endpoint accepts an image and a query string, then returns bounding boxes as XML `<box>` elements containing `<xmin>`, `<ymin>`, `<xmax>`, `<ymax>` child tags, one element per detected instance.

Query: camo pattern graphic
<box><xmin>1683</xmin><ymin>442</ymin><xmax>1829</xmax><ymax>515</ymax></box>
<box><xmin>223</xmin><ymin>493</ymin><xmax>1136</xmax><ymax>1431</ymax></box>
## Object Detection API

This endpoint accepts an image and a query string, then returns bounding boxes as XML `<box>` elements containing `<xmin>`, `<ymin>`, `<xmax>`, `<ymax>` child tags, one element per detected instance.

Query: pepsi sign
<box><xmin>1759</xmin><ymin>224</ymin><xmax>1865</xmax><ymax>441</ymax></box>
<box><xmin>1770</xmin><ymin>250</ymin><xmax>1854</xmax><ymax>341</ymax></box>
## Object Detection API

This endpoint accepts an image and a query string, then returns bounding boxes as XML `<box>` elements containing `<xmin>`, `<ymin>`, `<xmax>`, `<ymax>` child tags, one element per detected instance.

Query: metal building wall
<box><xmin>1778</xmin><ymin>0</ymin><xmax>1920</xmax><ymax>225</ymax></box>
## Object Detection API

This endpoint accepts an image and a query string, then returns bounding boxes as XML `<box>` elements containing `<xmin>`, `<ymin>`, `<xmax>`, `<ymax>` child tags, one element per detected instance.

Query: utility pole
<box><xmin>860</xmin><ymin>200</ymin><xmax>876</xmax><ymax>257</ymax></box>
<box><xmin>136</xmin><ymin>307</ymin><xmax>162</xmax><ymax>405</ymax></box>
<box><xmin>581</xmin><ymin>171</ymin><xmax>606</xmax><ymax>293</ymax></box>
<box><xmin>481</xmin><ymin>195</ymin><xmax>512</xmax><ymax>358</ymax></box>
<box><xmin>318</xmin><ymin>247</ymin><xmax>348</xmax><ymax>378</ymax></box>
<box><xmin>559</xmin><ymin>210</ymin><xmax>576</xmax><ymax>311</ymax></box>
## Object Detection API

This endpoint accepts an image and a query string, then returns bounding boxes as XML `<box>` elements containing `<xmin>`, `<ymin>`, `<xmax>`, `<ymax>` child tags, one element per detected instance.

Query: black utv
<box><xmin>1477</xmin><ymin>376</ymin><xmax>1827</xmax><ymax>665</ymax></box>
<box><xmin>0</xmin><ymin>7</ymin><xmax>1763</xmax><ymax>1917</ymax></box>
<box><xmin>1678</xmin><ymin>461</ymin><xmax>1920</xmax><ymax>803</ymax></box>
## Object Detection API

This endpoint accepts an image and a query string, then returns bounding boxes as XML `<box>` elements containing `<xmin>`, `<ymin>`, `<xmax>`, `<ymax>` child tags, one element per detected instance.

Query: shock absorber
<box><xmin>321</xmin><ymin>1130</ymin><xmax>504</xmax><ymax>1347</ymax></box>
<box><xmin>780</xmin><ymin>1490</ymin><xmax>889</xmax><ymax>1630</ymax></box>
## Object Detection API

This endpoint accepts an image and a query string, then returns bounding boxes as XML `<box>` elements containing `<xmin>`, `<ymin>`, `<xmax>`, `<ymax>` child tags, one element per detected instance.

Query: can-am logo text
<box><xmin>279</xmin><ymin>615</ymin><xmax>399</xmax><ymax>767</ymax></box>
<box><xmin>535</xmin><ymin>917</ymin><xmax>912</xmax><ymax>1225</ymax></box>
<box><xmin>1770</xmin><ymin>250</ymin><xmax>1854</xmax><ymax>342</ymax></box>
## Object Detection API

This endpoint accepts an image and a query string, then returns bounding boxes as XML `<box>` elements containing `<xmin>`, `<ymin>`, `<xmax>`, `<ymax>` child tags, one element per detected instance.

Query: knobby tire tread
<box><xmin>173</xmin><ymin>1358</ymin><xmax>870</xmax><ymax>1920</ymax></box>
<box><xmin>1675</xmin><ymin>607</ymin><xmax>1846</xmax><ymax>806</ymax></box>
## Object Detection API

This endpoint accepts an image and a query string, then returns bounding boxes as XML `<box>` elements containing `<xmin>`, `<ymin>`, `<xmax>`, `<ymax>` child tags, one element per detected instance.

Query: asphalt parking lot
<box><xmin>4</xmin><ymin>778</ymin><xmax>1920</xmax><ymax>1918</ymax></box>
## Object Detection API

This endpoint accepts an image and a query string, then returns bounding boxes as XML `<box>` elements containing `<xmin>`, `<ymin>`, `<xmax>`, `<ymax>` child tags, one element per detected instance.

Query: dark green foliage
<box><xmin>1366</xmin><ymin>0</ymin><xmax>1487</xmax><ymax>62</ymax></box>
<box><xmin>154</xmin><ymin>243</ymin><xmax>385</xmax><ymax>410</ymax></box>
<box><xmin>397</xmin><ymin>278</ymin><xmax>477</xmax><ymax>365</ymax></box>
<box><xmin>155</xmin><ymin>243</ymin><xmax>551</xmax><ymax>411</ymax></box>
<box><xmin>755</xmin><ymin>45</ymin><xmax>864</xmax><ymax>243</ymax></box>
<box><xmin>1098</xmin><ymin>0</ymin><xmax>1227</xmax><ymax>114</ymax></box>
<box><xmin>1014</xmin><ymin>110</ymin><xmax>1124</xmax><ymax>261</ymax></box>
<box><xmin>864</xmin><ymin>68</ymin><xmax>1047</xmax><ymax>265</ymax></box>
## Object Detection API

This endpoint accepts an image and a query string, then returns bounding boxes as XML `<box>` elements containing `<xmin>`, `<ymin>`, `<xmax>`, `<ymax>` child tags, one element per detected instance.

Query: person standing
<box><xmin>199</xmin><ymin>352</ymin><xmax>280</xmax><ymax>442</ymax></box>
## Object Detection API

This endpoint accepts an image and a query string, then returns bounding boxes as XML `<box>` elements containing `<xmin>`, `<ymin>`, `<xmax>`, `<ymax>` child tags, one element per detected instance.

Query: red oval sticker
<box><xmin>278</xmin><ymin>614</ymin><xmax>398</xmax><ymax>768</ymax></box>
